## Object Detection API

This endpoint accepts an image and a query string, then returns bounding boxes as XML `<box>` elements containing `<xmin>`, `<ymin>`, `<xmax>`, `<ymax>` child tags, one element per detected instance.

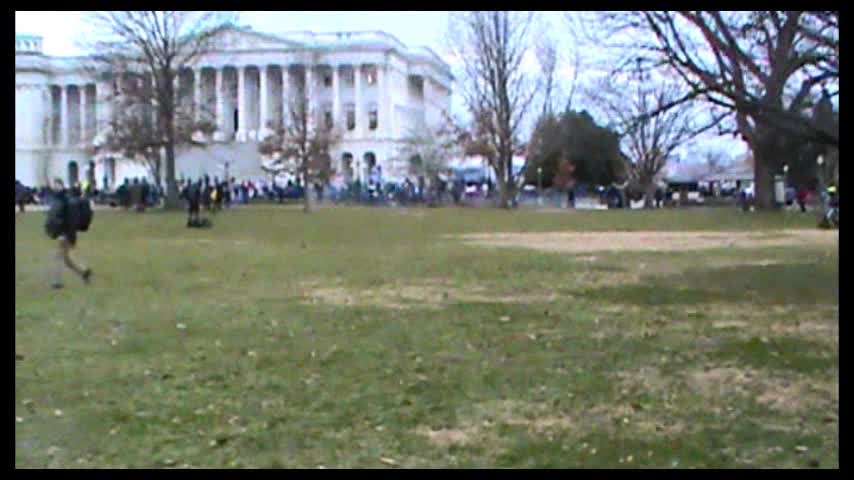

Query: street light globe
<box><xmin>817</xmin><ymin>155</ymin><xmax>824</xmax><ymax>166</ymax></box>
<box><xmin>783</xmin><ymin>164</ymin><xmax>789</xmax><ymax>173</ymax></box>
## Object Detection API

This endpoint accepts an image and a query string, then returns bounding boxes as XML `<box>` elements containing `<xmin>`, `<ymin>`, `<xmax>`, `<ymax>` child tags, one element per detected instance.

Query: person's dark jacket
<box><xmin>45</xmin><ymin>189</ymin><xmax>71</xmax><ymax>238</ymax></box>
<box><xmin>15</xmin><ymin>182</ymin><xmax>27</xmax><ymax>205</ymax></box>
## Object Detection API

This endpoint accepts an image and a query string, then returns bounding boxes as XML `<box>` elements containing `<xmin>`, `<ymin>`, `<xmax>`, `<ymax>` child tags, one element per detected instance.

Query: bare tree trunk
<box><xmin>161</xmin><ymin>80</ymin><xmax>180</xmax><ymax>209</ymax></box>
<box><xmin>497</xmin><ymin>173</ymin><xmax>518</xmax><ymax>209</ymax></box>
<box><xmin>303</xmin><ymin>169</ymin><xmax>315</xmax><ymax>213</ymax></box>
<box><xmin>164</xmin><ymin>140</ymin><xmax>179</xmax><ymax>209</ymax></box>
<box><xmin>643</xmin><ymin>182</ymin><xmax>656</xmax><ymax>208</ymax></box>
<box><xmin>750</xmin><ymin>128</ymin><xmax>787</xmax><ymax>210</ymax></box>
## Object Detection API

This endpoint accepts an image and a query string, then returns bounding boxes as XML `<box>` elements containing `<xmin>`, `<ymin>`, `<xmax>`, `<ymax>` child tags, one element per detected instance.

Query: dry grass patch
<box><xmin>617</xmin><ymin>364</ymin><xmax>837</xmax><ymax>425</ymax></box>
<box><xmin>414</xmin><ymin>426</ymin><xmax>475</xmax><ymax>448</ymax></box>
<box><xmin>685</xmin><ymin>366</ymin><xmax>837</xmax><ymax>415</ymax></box>
<box><xmin>299</xmin><ymin>278</ymin><xmax>560</xmax><ymax>310</ymax></box>
<box><xmin>455</xmin><ymin>229</ymin><xmax>837</xmax><ymax>254</ymax></box>
<box><xmin>706</xmin><ymin>303</ymin><xmax>839</xmax><ymax>344</ymax></box>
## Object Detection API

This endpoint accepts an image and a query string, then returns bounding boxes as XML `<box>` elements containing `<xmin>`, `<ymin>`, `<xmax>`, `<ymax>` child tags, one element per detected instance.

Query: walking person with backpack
<box><xmin>45</xmin><ymin>179</ymin><xmax>93</xmax><ymax>289</ymax></box>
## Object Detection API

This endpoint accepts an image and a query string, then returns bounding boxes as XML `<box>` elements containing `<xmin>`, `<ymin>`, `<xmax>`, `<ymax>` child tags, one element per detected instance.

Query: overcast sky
<box><xmin>16</xmin><ymin>11</ymin><xmax>747</xmax><ymax>163</ymax></box>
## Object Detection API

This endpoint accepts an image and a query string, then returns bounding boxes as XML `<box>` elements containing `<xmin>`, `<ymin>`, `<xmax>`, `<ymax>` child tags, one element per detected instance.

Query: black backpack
<box><xmin>45</xmin><ymin>194</ymin><xmax>67</xmax><ymax>239</ymax></box>
<box><xmin>69</xmin><ymin>197</ymin><xmax>94</xmax><ymax>231</ymax></box>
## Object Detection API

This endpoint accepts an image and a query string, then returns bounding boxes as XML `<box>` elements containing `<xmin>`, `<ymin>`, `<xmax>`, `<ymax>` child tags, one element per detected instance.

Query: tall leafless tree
<box><xmin>590</xmin><ymin>11</ymin><xmax>839</xmax><ymax>209</ymax></box>
<box><xmin>258</xmin><ymin>65</ymin><xmax>341</xmax><ymax>213</ymax></box>
<box><xmin>447</xmin><ymin>11</ymin><xmax>541</xmax><ymax>208</ymax></box>
<box><xmin>537</xmin><ymin>38</ymin><xmax>558</xmax><ymax>117</ymax></box>
<box><xmin>83</xmin><ymin>11</ymin><xmax>236</xmax><ymax>209</ymax></box>
<box><xmin>91</xmin><ymin>70</ymin><xmax>217</xmax><ymax>188</ymax></box>
<box><xmin>399</xmin><ymin>123</ymin><xmax>462</xmax><ymax>202</ymax></box>
<box><xmin>588</xmin><ymin>60</ymin><xmax>718</xmax><ymax>208</ymax></box>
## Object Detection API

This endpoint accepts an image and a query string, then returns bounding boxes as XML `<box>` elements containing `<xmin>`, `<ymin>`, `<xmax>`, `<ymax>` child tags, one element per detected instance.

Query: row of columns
<box><xmin>180</xmin><ymin>63</ymin><xmax>389</xmax><ymax>140</ymax></box>
<box><xmin>49</xmin><ymin>83</ymin><xmax>97</xmax><ymax>147</ymax></box>
<box><xmin>36</xmin><ymin>63</ymin><xmax>396</xmax><ymax>148</ymax></box>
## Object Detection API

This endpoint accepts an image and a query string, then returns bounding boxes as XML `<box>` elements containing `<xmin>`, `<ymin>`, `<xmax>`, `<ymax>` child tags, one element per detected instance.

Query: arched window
<box><xmin>323</xmin><ymin>103</ymin><xmax>333</xmax><ymax>131</ymax></box>
<box><xmin>363</xmin><ymin>152</ymin><xmax>376</xmax><ymax>169</ymax></box>
<box><xmin>368</xmin><ymin>103</ymin><xmax>378</xmax><ymax>130</ymax></box>
<box><xmin>342</xmin><ymin>152</ymin><xmax>354</xmax><ymax>182</ymax></box>
<box><xmin>106</xmin><ymin>157</ymin><xmax>116</xmax><ymax>188</ymax></box>
<box><xmin>68</xmin><ymin>161</ymin><xmax>79</xmax><ymax>186</ymax></box>
<box><xmin>87</xmin><ymin>161</ymin><xmax>96</xmax><ymax>185</ymax></box>
<box><xmin>345</xmin><ymin>103</ymin><xmax>355</xmax><ymax>131</ymax></box>
<box><xmin>363</xmin><ymin>152</ymin><xmax>378</xmax><ymax>184</ymax></box>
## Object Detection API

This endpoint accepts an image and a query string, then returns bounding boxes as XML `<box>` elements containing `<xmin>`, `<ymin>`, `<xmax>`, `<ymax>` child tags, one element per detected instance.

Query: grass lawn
<box><xmin>15</xmin><ymin>206</ymin><xmax>838</xmax><ymax>468</ymax></box>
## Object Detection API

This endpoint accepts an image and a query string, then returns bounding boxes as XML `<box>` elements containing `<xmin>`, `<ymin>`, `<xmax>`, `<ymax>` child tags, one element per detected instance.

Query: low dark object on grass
<box><xmin>187</xmin><ymin>217</ymin><xmax>213</xmax><ymax>229</ymax></box>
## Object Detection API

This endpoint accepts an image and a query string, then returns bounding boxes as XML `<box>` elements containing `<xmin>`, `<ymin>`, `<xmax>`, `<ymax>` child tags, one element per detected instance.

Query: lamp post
<box><xmin>537</xmin><ymin>166</ymin><xmax>543</xmax><ymax>206</ymax></box>
<box><xmin>817</xmin><ymin>154</ymin><xmax>825</xmax><ymax>214</ymax></box>
<box><xmin>783</xmin><ymin>164</ymin><xmax>789</xmax><ymax>206</ymax></box>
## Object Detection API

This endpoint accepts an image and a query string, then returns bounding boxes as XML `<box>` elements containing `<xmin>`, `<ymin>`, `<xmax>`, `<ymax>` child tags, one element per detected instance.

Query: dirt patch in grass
<box><xmin>616</xmin><ymin>364</ymin><xmax>837</xmax><ymax>422</ymax></box>
<box><xmin>299</xmin><ymin>278</ymin><xmax>560</xmax><ymax>310</ymax></box>
<box><xmin>415</xmin><ymin>426</ymin><xmax>475</xmax><ymax>448</ymax></box>
<box><xmin>455</xmin><ymin>229</ymin><xmax>838</xmax><ymax>254</ymax></box>
<box><xmin>705</xmin><ymin>303</ymin><xmax>839</xmax><ymax>343</ymax></box>
<box><xmin>590</xmin><ymin>301</ymin><xmax>838</xmax><ymax>345</ymax></box>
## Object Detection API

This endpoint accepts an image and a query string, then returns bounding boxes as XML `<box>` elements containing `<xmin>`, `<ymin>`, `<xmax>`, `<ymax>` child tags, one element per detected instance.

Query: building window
<box><xmin>346</xmin><ymin>104</ymin><xmax>355</xmax><ymax>131</ymax></box>
<box><xmin>324</xmin><ymin>108</ymin><xmax>333</xmax><ymax>131</ymax></box>
<box><xmin>366</xmin><ymin>66</ymin><xmax>377</xmax><ymax>86</ymax></box>
<box><xmin>368</xmin><ymin>104</ymin><xmax>378</xmax><ymax>130</ymax></box>
<box><xmin>342</xmin><ymin>152</ymin><xmax>354</xmax><ymax>181</ymax></box>
<box><xmin>324</xmin><ymin>72</ymin><xmax>332</xmax><ymax>88</ymax></box>
<box><xmin>344</xmin><ymin>69</ymin><xmax>354</xmax><ymax>87</ymax></box>
<box><xmin>68</xmin><ymin>161</ymin><xmax>79</xmax><ymax>186</ymax></box>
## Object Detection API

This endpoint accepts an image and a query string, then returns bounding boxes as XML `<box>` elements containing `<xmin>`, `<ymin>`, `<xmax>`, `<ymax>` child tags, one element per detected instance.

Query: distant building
<box><xmin>15</xmin><ymin>26</ymin><xmax>453</xmax><ymax>187</ymax></box>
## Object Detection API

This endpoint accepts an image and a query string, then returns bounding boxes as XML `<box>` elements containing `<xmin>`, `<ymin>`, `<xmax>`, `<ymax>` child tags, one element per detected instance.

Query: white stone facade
<box><xmin>15</xmin><ymin>26</ymin><xmax>453</xmax><ymax>187</ymax></box>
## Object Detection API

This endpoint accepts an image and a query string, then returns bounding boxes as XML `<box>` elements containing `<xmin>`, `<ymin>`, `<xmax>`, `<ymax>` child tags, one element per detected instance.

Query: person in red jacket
<box><xmin>797</xmin><ymin>187</ymin><xmax>809</xmax><ymax>213</ymax></box>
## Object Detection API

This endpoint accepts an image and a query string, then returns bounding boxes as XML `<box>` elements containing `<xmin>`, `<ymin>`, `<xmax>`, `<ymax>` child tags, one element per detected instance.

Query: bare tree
<box><xmin>82</xmin><ymin>11</ymin><xmax>237</xmax><ymax>209</ymax></box>
<box><xmin>589</xmin><ymin>60</ymin><xmax>717</xmax><ymax>208</ymax></box>
<box><xmin>447</xmin><ymin>11</ymin><xmax>541</xmax><ymax>208</ymax></box>
<box><xmin>591</xmin><ymin>11</ymin><xmax>839</xmax><ymax>209</ymax></box>
<box><xmin>92</xmin><ymin>71</ymin><xmax>217</xmax><ymax>188</ymax></box>
<box><xmin>258</xmin><ymin>65</ymin><xmax>341</xmax><ymax>213</ymax></box>
<box><xmin>703</xmin><ymin>149</ymin><xmax>731</xmax><ymax>175</ymax></box>
<box><xmin>399</xmin><ymin>123</ymin><xmax>462</xmax><ymax>203</ymax></box>
<box><xmin>537</xmin><ymin>38</ymin><xmax>558</xmax><ymax>117</ymax></box>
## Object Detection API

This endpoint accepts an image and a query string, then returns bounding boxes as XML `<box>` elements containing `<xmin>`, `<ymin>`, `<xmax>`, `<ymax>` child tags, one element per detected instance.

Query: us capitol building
<box><xmin>15</xmin><ymin>26</ymin><xmax>453</xmax><ymax>188</ymax></box>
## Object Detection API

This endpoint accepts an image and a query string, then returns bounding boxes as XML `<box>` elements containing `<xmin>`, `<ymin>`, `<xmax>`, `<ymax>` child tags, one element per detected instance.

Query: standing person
<box><xmin>797</xmin><ymin>187</ymin><xmax>808</xmax><ymax>213</ymax></box>
<box><xmin>213</xmin><ymin>179</ymin><xmax>223</xmax><ymax>213</ymax></box>
<box><xmin>654</xmin><ymin>187</ymin><xmax>664</xmax><ymax>209</ymax></box>
<box><xmin>129</xmin><ymin>178</ymin><xmax>142</xmax><ymax>212</ymax></box>
<box><xmin>185</xmin><ymin>179</ymin><xmax>202</xmax><ymax>226</ymax></box>
<box><xmin>223</xmin><ymin>179</ymin><xmax>231</xmax><ymax>208</ymax></box>
<box><xmin>45</xmin><ymin>179</ymin><xmax>92</xmax><ymax>289</ymax></box>
<box><xmin>15</xmin><ymin>180</ymin><xmax>27</xmax><ymax>213</ymax></box>
<box><xmin>202</xmin><ymin>177</ymin><xmax>212</xmax><ymax>212</ymax></box>
<box><xmin>117</xmin><ymin>178</ymin><xmax>130</xmax><ymax>210</ymax></box>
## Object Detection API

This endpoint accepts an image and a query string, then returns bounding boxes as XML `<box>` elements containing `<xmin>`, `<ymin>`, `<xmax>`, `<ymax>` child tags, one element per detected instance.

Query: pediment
<box><xmin>210</xmin><ymin>26</ymin><xmax>303</xmax><ymax>52</ymax></box>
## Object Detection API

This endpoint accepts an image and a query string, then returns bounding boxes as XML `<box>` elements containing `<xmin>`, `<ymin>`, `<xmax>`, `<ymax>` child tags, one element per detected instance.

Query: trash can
<box><xmin>774</xmin><ymin>175</ymin><xmax>785</xmax><ymax>205</ymax></box>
